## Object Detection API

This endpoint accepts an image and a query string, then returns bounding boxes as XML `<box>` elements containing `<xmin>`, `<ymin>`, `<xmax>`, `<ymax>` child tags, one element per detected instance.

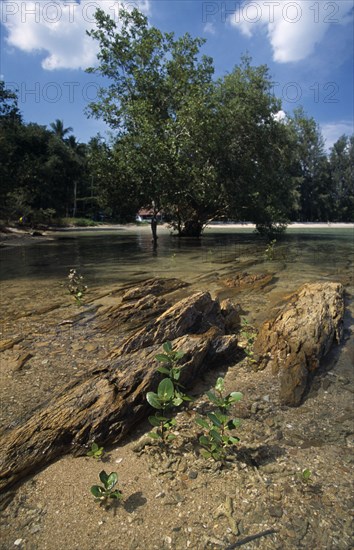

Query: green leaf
<box><xmin>167</xmin><ymin>434</ymin><xmax>176</xmax><ymax>440</ymax></box>
<box><xmin>157</xmin><ymin>378</ymin><xmax>174</xmax><ymax>401</ymax></box>
<box><xmin>210</xmin><ymin>429</ymin><xmax>222</xmax><ymax>444</ymax></box>
<box><xmin>229</xmin><ymin>392</ymin><xmax>243</xmax><ymax>402</ymax></box>
<box><xmin>110</xmin><ymin>490</ymin><xmax>122</xmax><ymax>500</ymax></box>
<box><xmin>91</xmin><ymin>485</ymin><xmax>104</xmax><ymax>498</ymax></box>
<box><xmin>156</xmin><ymin>366</ymin><xmax>171</xmax><ymax>376</ymax></box>
<box><xmin>163</xmin><ymin>341</ymin><xmax>173</xmax><ymax>353</ymax></box>
<box><xmin>206</xmin><ymin>391</ymin><xmax>219</xmax><ymax>405</ymax></box>
<box><xmin>207</xmin><ymin>412</ymin><xmax>222</xmax><ymax>428</ymax></box>
<box><xmin>215</xmin><ymin>377</ymin><xmax>225</xmax><ymax>393</ymax></box>
<box><xmin>106</xmin><ymin>472</ymin><xmax>118</xmax><ymax>491</ymax></box>
<box><xmin>146</xmin><ymin>391</ymin><xmax>161</xmax><ymax>409</ymax></box>
<box><xmin>171</xmin><ymin>368</ymin><xmax>181</xmax><ymax>381</ymax></box>
<box><xmin>148</xmin><ymin>415</ymin><xmax>161</xmax><ymax>427</ymax></box>
<box><xmin>173</xmin><ymin>396</ymin><xmax>183</xmax><ymax>407</ymax></box>
<box><xmin>199</xmin><ymin>435</ymin><xmax>210</xmax><ymax>447</ymax></box>
<box><xmin>156</xmin><ymin>355</ymin><xmax>171</xmax><ymax>364</ymax></box>
<box><xmin>228</xmin><ymin>436</ymin><xmax>240</xmax><ymax>444</ymax></box>
<box><xmin>91</xmin><ymin>442</ymin><xmax>99</xmax><ymax>452</ymax></box>
<box><xmin>200</xmin><ymin>450</ymin><xmax>212</xmax><ymax>459</ymax></box>
<box><xmin>174</xmin><ymin>351</ymin><xmax>185</xmax><ymax>360</ymax></box>
<box><xmin>195</xmin><ymin>417</ymin><xmax>210</xmax><ymax>430</ymax></box>
<box><xmin>155</xmin><ymin>414</ymin><xmax>169</xmax><ymax>422</ymax></box>
<box><xmin>99</xmin><ymin>471</ymin><xmax>109</xmax><ymax>485</ymax></box>
<box><xmin>148</xmin><ymin>431</ymin><xmax>161</xmax><ymax>439</ymax></box>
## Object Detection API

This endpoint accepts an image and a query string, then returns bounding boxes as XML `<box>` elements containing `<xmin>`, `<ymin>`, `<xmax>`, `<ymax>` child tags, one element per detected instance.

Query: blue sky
<box><xmin>1</xmin><ymin>0</ymin><xmax>353</xmax><ymax>149</ymax></box>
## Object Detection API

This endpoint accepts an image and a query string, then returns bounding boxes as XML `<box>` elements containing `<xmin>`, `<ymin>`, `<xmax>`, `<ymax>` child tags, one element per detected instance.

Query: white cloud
<box><xmin>229</xmin><ymin>1</ymin><xmax>353</xmax><ymax>63</ymax></box>
<box><xmin>321</xmin><ymin>121</ymin><xmax>354</xmax><ymax>151</ymax></box>
<box><xmin>203</xmin><ymin>22</ymin><xmax>216</xmax><ymax>35</ymax></box>
<box><xmin>0</xmin><ymin>0</ymin><xmax>150</xmax><ymax>70</ymax></box>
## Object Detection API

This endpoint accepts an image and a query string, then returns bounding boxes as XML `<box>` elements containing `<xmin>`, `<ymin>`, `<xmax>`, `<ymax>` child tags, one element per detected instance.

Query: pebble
<box><xmin>14</xmin><ymin>540</ymin><xmax>23</xmax><ymax>547</ymax></box>
<box><xmin>269</xmin><ymin>505</ymin><xmax>283</xmax><ymax>518</ymax></box>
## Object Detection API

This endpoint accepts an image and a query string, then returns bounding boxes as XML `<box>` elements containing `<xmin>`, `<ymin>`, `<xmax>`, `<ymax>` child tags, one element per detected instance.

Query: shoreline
<box><xmin>1</xmin><ymin>222</ymin><xmax>353</xmax><ymax>248</ymax></box>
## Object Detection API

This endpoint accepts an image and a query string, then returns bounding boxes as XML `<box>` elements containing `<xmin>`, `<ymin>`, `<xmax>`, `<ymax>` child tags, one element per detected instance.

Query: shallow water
<box><xmin>1</xmin><ymin>226</ymin><xmax>353</xmax><ymax>320</ymax></box>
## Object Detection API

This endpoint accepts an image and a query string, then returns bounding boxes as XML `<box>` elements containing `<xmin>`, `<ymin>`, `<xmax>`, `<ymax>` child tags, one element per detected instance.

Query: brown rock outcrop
<box><xmin>253</xmin><ymin>282</ymin><xmax>344</xmax><ymax>406</ymax></box>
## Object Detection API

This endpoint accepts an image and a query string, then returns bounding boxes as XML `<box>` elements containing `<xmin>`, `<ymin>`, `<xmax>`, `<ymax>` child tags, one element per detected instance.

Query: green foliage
<box><xmin>300</xmin><ymin>468</ymin><xmax>312</xmax><ymax>483</ymax></box>
<box><xmin>147</xmin><ymin>378</ymin><xmax>178</xmax><ymax>443</ymax></box>
<box><xmin>155</xmin><ymin>341</ymin><xmax>191</xmax><ymax>404</ymax></box>
<box><xmin>240</xmin><ymin>318</ymin><xmax>257</xmax><ymax>366</ymax></box>
<box><xmin>67</xmin><ymin>269</ymin><xmax>88</xmax><ymax>306</ymax></box>
<box><xmin>90</xmin><ymin>470</ymin><xmax>122</xmax><ymax>502</ymax></box>
<box><xmin>196</xmin><ymin>377</ymin><xmax>242</xmax><ymax>463</ymax></box>
<box><xmin>146</xmin><ymin>341</ymin><xmax>189</xmax><ymax>444</ymax></box>
<box><xmin>87</xmin><ymin>442</ymin><xmax>104</xmax><ymax>460</ymax></box>
<box><xmin>264</xmin><ymin>239</ymin><xmax>277</xmax><ymax>261</ymax></box>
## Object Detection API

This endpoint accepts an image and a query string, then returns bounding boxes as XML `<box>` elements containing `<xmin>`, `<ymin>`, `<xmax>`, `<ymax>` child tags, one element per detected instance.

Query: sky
<box><xmin>0</xmin><ymin>0</ymin><xmax>353</xmax><ymax>150</ymax></box>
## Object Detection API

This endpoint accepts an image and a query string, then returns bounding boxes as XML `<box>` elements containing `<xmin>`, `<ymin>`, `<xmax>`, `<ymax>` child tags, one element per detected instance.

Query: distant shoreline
<box><xmin>1</xmin><ymin>222</ymin><xmax>353</xmax><ymax>247</ymax></box>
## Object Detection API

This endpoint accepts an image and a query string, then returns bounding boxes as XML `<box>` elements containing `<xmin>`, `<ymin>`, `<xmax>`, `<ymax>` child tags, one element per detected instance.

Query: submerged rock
<box><xmin>254</xmin><ymin>282</ymin><xmax>344</xmax><ymax>406</ymax></box>
<box><xmin>223</xmin><ymin>272</ymin><xmax>274</xmax><ymax>291</ymax></box>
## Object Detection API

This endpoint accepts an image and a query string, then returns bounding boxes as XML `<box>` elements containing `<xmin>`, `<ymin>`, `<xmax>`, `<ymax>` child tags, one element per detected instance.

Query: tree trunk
<box><xmin>179</xmin><ymin>218</ymin><xmax>204</xmax><ymax>238</ymax></box>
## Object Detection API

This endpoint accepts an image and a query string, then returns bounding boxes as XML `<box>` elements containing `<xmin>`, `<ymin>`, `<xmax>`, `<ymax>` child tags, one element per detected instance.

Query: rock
<box><xmin>220</xmin><ymin>299</ymin><xmax>241</xmax><ymax>332</ymax></box>
<box><xmin>118</xmin><ymin>291</ymin><xmax>226</xmax><ymax>355</ymax></box>
<box><xmin>121</xmin><ymin>278</ymin><xmax>189</xmax><ymax>302</ymax></box>
<box><xmin>223</xmin><ymin>272</ymin><xmax>274</xmax><ymax>291</ymax></box>
<box><xmin>254</xmin><ymin>282</ymin><xmax>344</xmax><ymax>406</ymax></box>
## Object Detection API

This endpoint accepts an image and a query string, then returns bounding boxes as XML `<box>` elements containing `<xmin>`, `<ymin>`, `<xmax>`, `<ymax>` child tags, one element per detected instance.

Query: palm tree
<box><xmin>49</xmin><ymin>119</ymin><xmax>73</xmax><ymax>140</ymax></box>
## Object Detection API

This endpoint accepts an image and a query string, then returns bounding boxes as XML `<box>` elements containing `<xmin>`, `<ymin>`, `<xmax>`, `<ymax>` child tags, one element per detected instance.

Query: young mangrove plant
<box><xmin>67</xmin><ymin>268</ymin><xmax>88</xmax><ymax>306</ymax></box>
<box><xmin>146</xmin><ymin>378</ymin><xmax>178</xmax><ymax>443</ymax></box>
<box><xmin>87</xmin><ymin>441</ymin><xmax>104</xmax><ymax>460</ymax></box>
<box><xmin>196</xmin><ymin>377</ymin><xmax>243</xmax><ymax>463</ymax></box>
<box><xmin>146</xmin><ymin>341</ymin><xmax>190</xmax><ymax>444</ymax></box>
<box><xmin>91</xmin><ymin>470</ymin><xmax>122</xmax><ymax>503</ymax></box>
<box><xmin>155</xmin><ymin>341</ymin><xmax>192</xmax><ymax>404</ymax></box>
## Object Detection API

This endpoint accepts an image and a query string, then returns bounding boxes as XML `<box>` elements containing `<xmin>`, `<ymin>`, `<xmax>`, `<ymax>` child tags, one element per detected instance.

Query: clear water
<box><xmin>1</xmin><ymin>226</ymin><xmax>353</xmax><ymax>325</ymax></box>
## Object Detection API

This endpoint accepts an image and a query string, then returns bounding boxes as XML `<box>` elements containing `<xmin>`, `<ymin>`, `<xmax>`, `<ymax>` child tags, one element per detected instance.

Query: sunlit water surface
<box><xmin>1</xmin><ymin>226</ymin><xmax>353</xmax><ymax>321</ymax></box>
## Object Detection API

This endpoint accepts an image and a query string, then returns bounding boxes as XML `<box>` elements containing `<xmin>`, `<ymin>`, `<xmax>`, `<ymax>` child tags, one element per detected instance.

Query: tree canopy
<box><xmin>0</xmin><ymin>8</ymin><xmax>353</xmax><ymax>232</ymax></box>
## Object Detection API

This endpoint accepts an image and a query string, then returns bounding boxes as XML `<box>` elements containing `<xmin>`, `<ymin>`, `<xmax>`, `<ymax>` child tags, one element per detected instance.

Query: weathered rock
<box><xmin>99</xmin><ymin>294</ymin><xmax>168</xmax><ymax>333</ymax></box>
<box><xmin>254</xmin><ymin>282</ymin><xmax>344</xmax><ymax>406</ymax></box>
<box><xmin>121</xmin><ymin>278</ymin><xmax>189</xmax><ymax>302</ymax></box>
<box><xmin>223</xmin><ymin>272</ymin><xmax>274</xmax><ymax>291</ymax></box>
<box><xmin>220</xmin><ymin>299</ymin><xmax>241</xmax><ymax>332</ymax></box>
<box><xmin>0</xmin><ymin>288</ymin><xmax>240</xmax><ymax>493</ymax></box>
<box><xmin>117</xmin><ymin>291</ymin><xmax>225</xmax><ymax>355</ymax></box>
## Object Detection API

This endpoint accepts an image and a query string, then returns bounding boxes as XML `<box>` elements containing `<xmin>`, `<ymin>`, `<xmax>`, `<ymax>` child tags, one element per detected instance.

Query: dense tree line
<box><xmin>0</xmin><ymin>9</ymin><xmax>353</xmax><ymax>233</ymax></box>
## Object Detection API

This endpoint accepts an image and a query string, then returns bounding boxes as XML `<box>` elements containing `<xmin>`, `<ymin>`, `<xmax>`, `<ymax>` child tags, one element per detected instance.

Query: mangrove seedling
<box><xmin>155</xmin><ymin>341</ymin><xmax>192</xmax><ymax>403</ymax></box>
<box><xmin>91</xmin><ymin>470</ymin><xmax>122</xmax><ymax>502</ymax></box>
<box><xmin>147</xmin><ymin>378</ymin><xmax>179</xmax><ymax>443</ymax></box>
<box><xmin>87</xmin><ymin>442</ymin><xmax>104</xmax><ymax>460</ymax></box>
<box><xmin>196</xmin><ymin>377</ymin><xmax>243</xmax><ymax>462</ymax></box>
<box><xmin>67</xmin><ymin>268</ymin><xmax>88</xmax><ymax>305</ymax></box>
<box><xmin>205</xmin><ymin>377</ymin><xmax>243</xmax><ymax>414</ymax></box>
<box><xmin>300</xmin><ymin>468</ymin><xmax>312</xmax><ymax>484</ymax></box>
